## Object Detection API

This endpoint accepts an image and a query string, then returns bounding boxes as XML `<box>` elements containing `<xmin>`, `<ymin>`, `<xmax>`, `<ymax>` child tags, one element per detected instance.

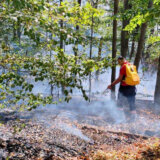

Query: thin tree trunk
<box><xmin>121</xmin><ymin>0</ymin><xmax>131</xmax><ymax>58</ymax></box>
<box><xmin>129</xmin><ymin>40</ymin><xmax>135</xmax><ymax>60</ymax></box>
<box><xmin>145</xmin><ymin>28</ymin><xmax>154</xmax><ymax>60</ymax></box>
<box><xmin>77</xmin><ymin>0</ymin><xmax>81</xmax><ymax>25</ymax></box>
<box><xmin>98</xmin><ymin>38</ymin><xmax>103</xmax><ymax>60</ymax></box>
<box><xmin>134</xmin><ymin>24</ymin><xmax>147</xmax><ymax>70</ymax></box>
<box><xmin>89</xmin><ymin>73</ymin><xmax>92</xmax><ymax>98</ymax></box>
<box><xmin>13</xmin><ymin>23</ymin><xmax>17</xmax><ymax>40</ymax></box>
<box><xmin>134</xmin><ymin>0</ymin><xmax>153</xmax><ymax>70</ymax></box>
<box><xmin>154</xmin><ymin>56</ymin><xmax>160</xmax><ymax>105</ymax></box>
<box><xmin>60</xmin><ymin>0</ymin><xmax>63</xmax><ymax>50</ymax></box>
<box><xmin>89</xmin><ymin>15</ymin><xmax>93</xmax><ymax>95</ymax></box>
<box><xmin>60</xmin><ymin>0</ymin><xmax>64</xmax><ymax>94</ymax></box>
<box><xmin>145</xmin><ymin>44</ymin><xmax>152</xmax><ymax>60</ymax></box>
<box><xmin>89</xmin><ymin>0</ymin><xmax>98</xmax><ymax>98</ymax></box>
<box><xmin>51</xmin><ymin>84</ymin><xmax>53</xmax><ymax>97</ymax></box>
<box><xmin>74</xmin><ymin>0</ymin><xmax>81</xmax><ymax>58</ymax></box>
<box><xmin>89</xmin><ymin>14</ymin><xmax>94</xmax><ymax>59</ymax></box>
<box><xmin>89</xmin><ymin>0</ymin><xmax>98</xmax><ymax>59</ymax></box>
<box><xmin>96</xmin><ymin>37</ymin><xmax>103</xmax><ymax>80</ymax></box>
<box><xmin>17</xmin><ymin>17</ymin><xmax>21</xmax><ymax>45</ymax></box>
<box><xmin>60</xmin><ymin>24</ymin><xmax>63</xmax><ymax>49</ymax></box>
<box><xmin>111</xmin><ymin>0</ymin><xmax>119</xmax><ymax>98</ymax></box>
<box><xmin>129</xmin><ymin>26</ymin><xmax>139</xmax><ymax>60</ymax></box>
<box><xmin>141</xmin><ymin>43</ymin><xmax>146</xmax><ymax>63</ymax></box>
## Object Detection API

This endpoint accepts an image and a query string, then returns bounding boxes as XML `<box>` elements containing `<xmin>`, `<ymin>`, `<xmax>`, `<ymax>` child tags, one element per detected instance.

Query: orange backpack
<box><xmin>124</xmin><ymin>63</ymin><xmax>140</xmax><ymax>86</ymax></box>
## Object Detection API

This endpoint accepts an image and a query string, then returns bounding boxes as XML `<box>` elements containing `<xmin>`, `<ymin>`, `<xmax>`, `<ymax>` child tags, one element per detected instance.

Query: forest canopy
<box><xmin>0</xmin><ymin>0</ymin><xmax>160</xmax><ymax>109</ymax></box>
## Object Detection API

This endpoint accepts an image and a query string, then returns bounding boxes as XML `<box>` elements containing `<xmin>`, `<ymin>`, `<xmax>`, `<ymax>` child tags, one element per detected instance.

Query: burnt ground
<box><xmin>0</xmin><ymin>99</ymin><xmax>160</xmax><ymax>160</ymax></box>
<box><xmin>0</xmin><ymin>119</ymin><xmax>147</xmax><ymax>160</ymax></box>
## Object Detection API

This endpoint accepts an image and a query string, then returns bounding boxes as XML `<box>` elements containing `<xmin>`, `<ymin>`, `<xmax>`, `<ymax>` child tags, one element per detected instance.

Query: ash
<box><xmin>0</xmin><ymin>98</ymin><xmax>159</xmax><ymax>159</ymax></box>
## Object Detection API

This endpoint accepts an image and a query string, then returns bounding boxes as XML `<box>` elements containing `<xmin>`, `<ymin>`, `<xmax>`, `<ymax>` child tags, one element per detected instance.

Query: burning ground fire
<box><xmin>0</xmin><ymin>98</ymin><xmax>160</xmax><ymax>159</ymax></box>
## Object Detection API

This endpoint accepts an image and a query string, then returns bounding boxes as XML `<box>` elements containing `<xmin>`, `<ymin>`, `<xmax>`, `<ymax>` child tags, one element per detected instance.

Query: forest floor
<box><xmin>0</xmin><ymin>99</ymin><xmax>160</xmax><ymax>160</ymax></box>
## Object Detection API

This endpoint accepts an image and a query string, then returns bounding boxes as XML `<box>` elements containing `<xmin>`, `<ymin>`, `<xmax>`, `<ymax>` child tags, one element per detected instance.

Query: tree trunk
<box><xmin>121</xmin><ymin>0</ymin><xmax>131</xmax><ymax>58</ymax></box>
<box><xmin>89</xmin><ymin>0</ymin><xmax>99</xmax><ymax>97</ymax></box>
<box><xmin>89</xmin><ymin>0</ymin><xmax>98</xmax><ymax>59</ymax></box>
<box><xmin>60</xmin><ymin>0</ymin><xmax>63</xmax><ymax>50</ymax></box>
<box><xmin>154</xmin><ymin>56</ymin><xmax>160</xmax><ymax>105</ymax></box>
<box><xmin>98</xmin><ymin>38</ymin><xmax>103</xmax><ymax>59</ymax></box>
<box><xmin>111</xmin><ymin>0</ymin><xmax>119</xmax><ymax>98</ymax></box>
<box><xmin>89</xmin><ymin>14</ymin><xmax>93</xmax><ymax>96</ymax></box>
<box><xmin>60</xmin><ymin>22</ymin><xmax>63</xmax><ymax>50</ymax></box>
<box><xmin>96</xmin><ymin>37</ymin><xmax>103</xmax><ymax>80</ymax></box>
<box><xmin>60</xmin><ymin>0</ymin><xmax>64</xmax><ymax>94</ymax></box>
<box><xmin>17</xmin><ymin>17</ymin><xmax>21</xmax><ymax>45</ymax></box>
<box><xmin>134</xmin><ymin>23</ymin><xmax>147</xmax><ymax>70</ymax></box>
<box><xmin>76</xmin><ymin>0</ymin><xmax>81</xmax><ymax>30</ymax></box>
<box><xmin>13</xmin><ymin>23</ymin><xmax>17</xmax><ymax>40</ymax></box>
<box><xmin>89</xmin><ymin>15</ymin><xmax>94</xmax><ymax>59</ymax></box>
<box><xmin>129</xmin><ymin>40</ymin><xmax>135</xmax><ymax>60</ymax></box>
<box><xmin>145</xmin><ymin>28</ymin><xmax>154</xmax><ymax>60</ymax></box>
<box><xmin>74</xmin><ymin>0</ymin><xmax>81</xmax><ymax>58</ymax></box>
<box><xmin>134</xmin><ymin>0</ymin><xmax>153</xmax><ymax>70</ymax></box>
<box><xmin>129</xmin><ymin>26</ymin><xmax>139</xmax><ymax>60</ymax></box>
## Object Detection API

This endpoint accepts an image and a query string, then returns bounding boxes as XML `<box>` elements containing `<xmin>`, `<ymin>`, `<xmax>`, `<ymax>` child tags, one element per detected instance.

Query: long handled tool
<box><xmin>102</xmin><ymin>88</ymin><xmax>110</xmax><ymax>95</ymax></box>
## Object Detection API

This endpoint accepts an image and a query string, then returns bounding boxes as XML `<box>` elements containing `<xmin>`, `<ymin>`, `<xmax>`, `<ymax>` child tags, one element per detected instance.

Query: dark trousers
<box><xmin>118</xmin><ymin>85</ymin><xmax>136</xmax><ymax>111</ymax></box>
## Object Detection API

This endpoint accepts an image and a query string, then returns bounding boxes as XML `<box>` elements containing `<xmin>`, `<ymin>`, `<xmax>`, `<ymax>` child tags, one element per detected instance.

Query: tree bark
<box><xmin>129</xmin><ymin>39</ymin><xmax>135</xmax><ymax>60</ymax></box>
<box><xmin>129</xmin><ymin>26</ymin><xmax>139</xmax><ymax>60</ymax></box>
<box><xmin>89</xmin><ymin>0</ymin><xmax>98</xmax><ymax>59</ymax></box>
<box><xmin>134</xmin><ymin>23</ymin><xmax>147</xmax><ymax>70</ymax></box>
<box><xmin>60</xmin><ymin>0</ymin><xmax>63</xmax><ymax>50</ymax></box>
<box><xmin>13</xmin><ymin>23</ymin><xmax>17</xmax><ymax>40</ymax></box>
<box><xmin>121</xmin><ymin>0</ymin><xmax>131</xmax><ymax>58</ymax></box>
<box><xmin>111</xmin><ymin>0</ymin><xmax>119</xmax><ymax>98</ymax></box>
<box><xmin>98</xmin><ymin>37</ymin><xmax>103</xmax><ymax>61</ymax></box>
<box><xmin>74</xmin><ymin>0</ymin><xmax>81</xmax><ymax>57</ymax></box>
<box><xmin>76</xmin><ymin>0</ymin><xmax>81</xmax><ymax>30</ymax></box>
<box><xmin>89</xmin><ymin>0</ymin><xmax>99</xmax><ymax>97</ymax></box>
<box><xmin>134</xmin><ymin>0</ymin><xmax>153</xmax><ymax>70</ymax></box>
<box><xmin>145</xmin><ymin>28</ymin><xmax>154</xmax><ymax>60</ymax></box>
<box><xmin>89</xmin><ymin>14</ymin><xmax>93</xmax><ymax>97</ymax></box>
<box><xmin>60</xmin><ymin>22</ymin><xmax>63</xmax><ymax>50</ymax></box>
<box><xmin>89</xmin><ymin>15</ymin><xmax>94</xmax><ymax>59</ymax></box>
<box><xmin>154</xmin><ymin>56</ymin><xmax>160</xmax><ymax>105</ymax></box>
<box><xmin>17</xmin><ymin>17</ymin><xmax>21</xmax><ymax>45</ymax></box>
<box><xmin>60</xmin><ymin>0</ymin><xmax>64</xmax><ymax>94</ymax></box>
<box><xmin>96</xmin><ymin>37</ymin><xmax>103</xmax><ymax>80</ymax></box>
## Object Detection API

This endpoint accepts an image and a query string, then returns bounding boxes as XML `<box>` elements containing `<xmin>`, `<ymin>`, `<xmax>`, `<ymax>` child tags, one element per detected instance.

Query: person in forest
<box><xmin>107</xmin><ymin>56</ymin><xmax>138</xmax><ymax>114</ymax></box>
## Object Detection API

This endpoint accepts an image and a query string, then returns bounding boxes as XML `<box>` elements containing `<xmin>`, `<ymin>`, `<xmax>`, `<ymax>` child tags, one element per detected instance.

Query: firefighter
<box><xmin>107</xmin><ymin>56</ymin><xmax>140</xmax><ymax>114</ymax></box>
